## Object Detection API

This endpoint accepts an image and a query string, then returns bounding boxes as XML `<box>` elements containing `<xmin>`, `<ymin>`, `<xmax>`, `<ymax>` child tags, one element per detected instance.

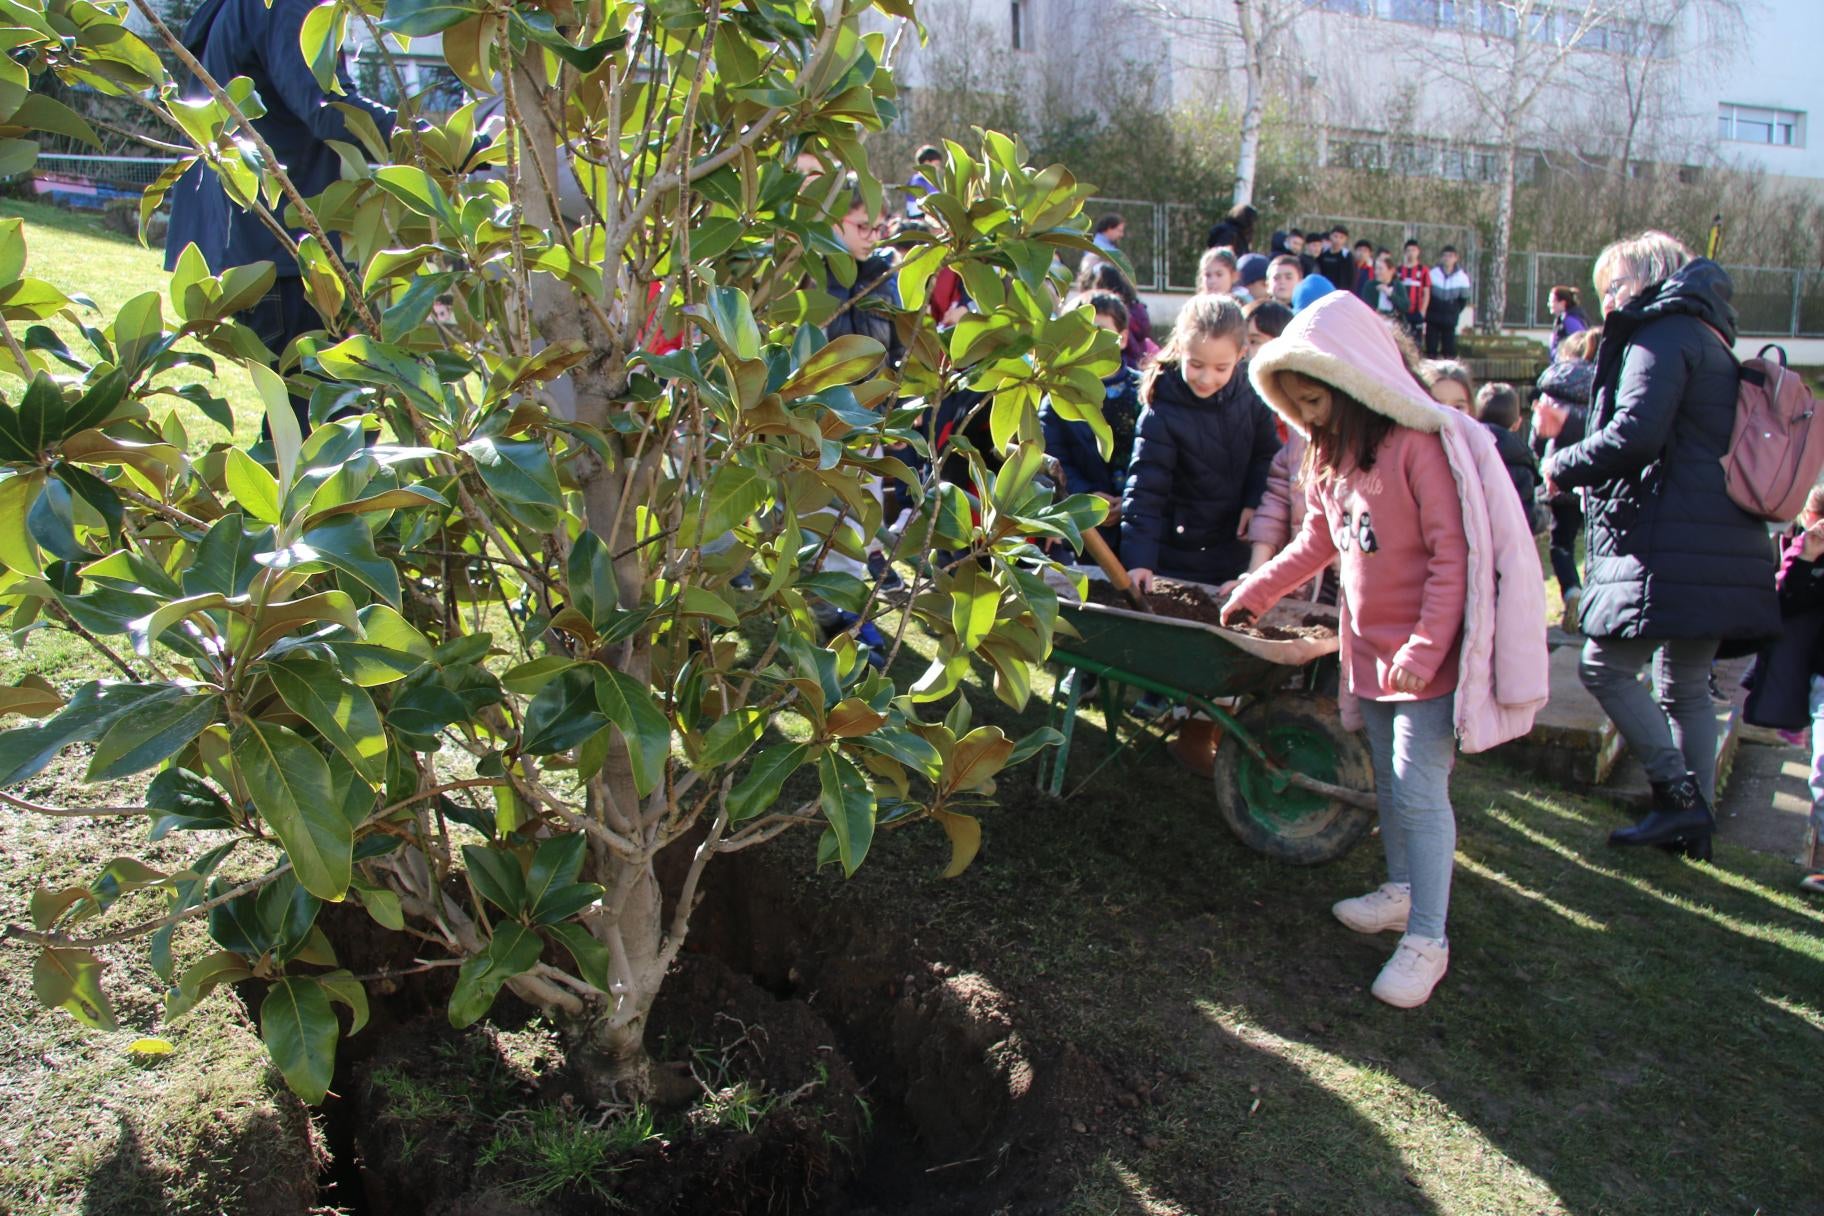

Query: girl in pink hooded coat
<box><xmin>1223</xmin><ymin>292</ymin><xmax>1548</xmax><ymax>1009</ymax></box>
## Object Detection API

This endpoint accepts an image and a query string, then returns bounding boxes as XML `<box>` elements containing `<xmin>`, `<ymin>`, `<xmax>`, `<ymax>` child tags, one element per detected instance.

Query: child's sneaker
<box><xmin>1331</xmin><ymin>882</ymin><xmax>1410</xmax><ymax>934</ymax></box>
<box><xmin>1371</xmin><ymin>934</ymin><xmax>1449</xmax><ymax>1008</ymax></box>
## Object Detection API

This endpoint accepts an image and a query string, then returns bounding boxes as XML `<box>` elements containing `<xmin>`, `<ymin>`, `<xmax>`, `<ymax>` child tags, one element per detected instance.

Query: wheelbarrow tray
<box><xmin>1055</xmin><ymin>581</ymin><xmax>1339</xmax><ymax>702</ymax></box>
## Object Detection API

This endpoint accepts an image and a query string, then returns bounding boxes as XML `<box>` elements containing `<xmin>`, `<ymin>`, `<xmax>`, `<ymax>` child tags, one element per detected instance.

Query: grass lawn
<box><xmin>1</xmin><ymin>201</ymin><xmax>1820</xmax><ymax>1215</ymax></box>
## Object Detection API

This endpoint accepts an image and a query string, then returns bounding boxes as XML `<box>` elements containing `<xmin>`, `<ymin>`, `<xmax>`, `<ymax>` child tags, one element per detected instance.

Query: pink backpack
<box><xmin>1715</xmin><ymin>337</ymin><xmax>1824</xmax><ymax>523</ymax></box>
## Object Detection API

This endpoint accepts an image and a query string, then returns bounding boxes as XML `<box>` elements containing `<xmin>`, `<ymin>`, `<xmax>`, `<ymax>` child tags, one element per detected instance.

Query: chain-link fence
<box><xmin>1500</xmin><ymin>251</ymin><xmax>1824</xmax><ymax>336</ymax></box>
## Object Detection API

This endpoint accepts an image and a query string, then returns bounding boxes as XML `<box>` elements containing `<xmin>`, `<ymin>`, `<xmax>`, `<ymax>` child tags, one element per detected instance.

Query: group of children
<box><xmin>1034</xmin><ymin>269</ymin><xmax>1548</xmax><ymax>1009</ymax></box>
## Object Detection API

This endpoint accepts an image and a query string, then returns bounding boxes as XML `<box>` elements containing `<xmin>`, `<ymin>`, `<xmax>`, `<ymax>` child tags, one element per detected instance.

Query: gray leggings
<box><xmin>1359</xmin><ymin>695</ymin><xmax>1458</xmax><ymax>942</ymax></box>
<box><xmin>1577</xmin><ymin>636</ymin><xmax>1721</xmax><ymax>804</ymax></box>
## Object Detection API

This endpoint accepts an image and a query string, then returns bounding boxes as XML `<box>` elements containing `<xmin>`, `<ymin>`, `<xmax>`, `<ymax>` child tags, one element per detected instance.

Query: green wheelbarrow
<box><xmin>1037</xmin><ymin>587</ymin><xmax>1377</xmax><ymax>866</ymax></box>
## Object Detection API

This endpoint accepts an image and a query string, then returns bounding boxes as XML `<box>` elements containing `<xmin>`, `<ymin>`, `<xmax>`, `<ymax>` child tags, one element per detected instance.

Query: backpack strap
<box><xmin>1758</xmin><ymin>343</ymin><xmax>1789</xmax><ymax>366</ymax></box>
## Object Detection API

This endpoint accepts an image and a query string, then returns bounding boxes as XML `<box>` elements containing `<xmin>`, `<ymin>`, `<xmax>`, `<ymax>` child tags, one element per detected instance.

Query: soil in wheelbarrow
<box><xmin>1086</xmin><ymin>578</ymin><xmax>1336</xmax><ymax>642</ymax></box>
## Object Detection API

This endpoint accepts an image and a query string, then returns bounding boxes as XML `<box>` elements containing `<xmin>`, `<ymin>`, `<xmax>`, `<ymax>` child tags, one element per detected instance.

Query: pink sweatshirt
<box><xmin>1233</xmin><ymin>427</ymin><xmax>1468</xmax><ymax>700</ymax></box>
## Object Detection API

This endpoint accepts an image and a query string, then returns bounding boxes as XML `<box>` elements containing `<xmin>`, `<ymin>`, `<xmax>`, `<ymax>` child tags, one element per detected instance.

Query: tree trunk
<box><xmin>1231</xmin><ymin>0</ymin><xmax>1263</xmax><ymax>208</ymax></box>
<box><xmin>1487</xmin><ymin>136</ymin><xmax>1518</xmax><ymax>333</ymax></box>
<box><xmin>501</xmin><ymin>60</ymin><xmax>670</xmax><ymax>1104</ymax></box>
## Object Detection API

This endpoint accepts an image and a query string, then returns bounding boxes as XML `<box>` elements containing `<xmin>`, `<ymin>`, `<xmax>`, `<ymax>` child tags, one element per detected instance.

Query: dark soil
<box><xmin>350</xmin><ymin>955</ymin><xmax>865</xmax><ymax>1216</ymax></box>
<box><xmin>1085</xmin><ymin>578</ymin><xmax>1337</xmax><ymax>642</ymax></box>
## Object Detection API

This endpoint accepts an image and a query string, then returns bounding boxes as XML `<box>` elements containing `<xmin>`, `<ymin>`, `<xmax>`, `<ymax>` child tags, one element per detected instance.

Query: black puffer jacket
<box><xmin>1484</xmin><ymin>423</ymin><xmax>1541</xmax><ymax>529</ymax></box>
<box><xmin>1542</xmin><ymin>259</ymin><xmax>1778</xmax><ymax>642</ymax></box>
<box><xmin>825</xmin><ymin>252</ymin><xmax>905</xmax><ymax>369</ymax></box>
<box><xmin>1121</xmin><ymin>365</ymin><xmax>1281</xmax><ymax>584</ymax></box>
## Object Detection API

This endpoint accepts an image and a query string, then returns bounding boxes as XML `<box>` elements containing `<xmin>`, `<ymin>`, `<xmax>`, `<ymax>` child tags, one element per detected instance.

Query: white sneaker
<box><xmin>1371</xmin><ymin>934</ymin><xmax>1450</xmax><ymax>1008</ymax></box>
<box><xmin>1331</xmin><ymin>882</ymin><xmax>1411</xmax><ymax>934</ymax></box>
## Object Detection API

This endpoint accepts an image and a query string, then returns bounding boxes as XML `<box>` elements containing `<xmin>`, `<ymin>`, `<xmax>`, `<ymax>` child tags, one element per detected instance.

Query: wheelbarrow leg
<box><xmin>1043</xmin><ymin>664</ymin><xmax>1087</xmax><ymax>796</ymax></box>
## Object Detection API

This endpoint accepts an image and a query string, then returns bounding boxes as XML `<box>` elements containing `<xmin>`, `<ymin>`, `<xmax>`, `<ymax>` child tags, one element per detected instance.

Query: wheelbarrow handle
<box><xmin>1080</xmin><ymin>527</ymin><xmax>1154</xmax><ymax>614</ymax></box>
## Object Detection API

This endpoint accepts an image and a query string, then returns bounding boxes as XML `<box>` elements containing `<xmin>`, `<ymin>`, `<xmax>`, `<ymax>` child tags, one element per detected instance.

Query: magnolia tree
<box><xmin>0</xmin><ymin>0</ymin><xmax>1119</xmax><ymax>1103</ymax></box>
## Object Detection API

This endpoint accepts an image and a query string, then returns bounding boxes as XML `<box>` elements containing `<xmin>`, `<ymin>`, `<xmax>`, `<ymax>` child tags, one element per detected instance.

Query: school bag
<box><xmin>1711</xmin><ymin>334</ymin><xmax>1824</xmax><ymax>523</ymax></box>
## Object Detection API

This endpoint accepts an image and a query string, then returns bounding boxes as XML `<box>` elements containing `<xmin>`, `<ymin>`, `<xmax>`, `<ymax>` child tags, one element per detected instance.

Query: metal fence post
<box><xmin>1525</xmin><ymin>252</ymin><xmax>1538</xmax><ymax>329</ymax></box>
<box><xmin>1792</xmin><ymin>270</ymin><xmax>1803</xmax><ymax>338</ymax></box>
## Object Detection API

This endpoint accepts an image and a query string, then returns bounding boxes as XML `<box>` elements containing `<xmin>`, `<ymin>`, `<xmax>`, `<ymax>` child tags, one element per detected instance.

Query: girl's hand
<box><xmin>1128</xmin><ymin>568</ymin><xmax>1154</xmax><ymax>593</ymax></box>
<box><xmin>1219</xmin><ymin>593</ymin><xmax>1255</xmax><ymax>628</ymax></box>
<box><xmin>1236</xmin><ymin>507</ymin><xmax>1256</xmax><ymax>539</ymax></box>
<box><xmin>1096</xmin><ymin>492</ymin><xmax>1122</xmax><ymax>525</ymax></box>
<box><xmin>1389</xmin><ymin>664</ymin><xmax>1430</xmax><ymax>695</ymax></box>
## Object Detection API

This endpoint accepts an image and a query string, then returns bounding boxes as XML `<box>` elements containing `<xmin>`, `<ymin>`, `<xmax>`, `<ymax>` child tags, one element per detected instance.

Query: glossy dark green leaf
<box><xmin>460</xmin><ymin>842</ymin><xmax>527</xmax><ymax>917</ymax></box>
<box><xmin>448</xmin><ymin>922</ymin><xmax>542</xmax><ymax>1029</ymax></box>
<box><xmin>817</xmin><ymin>749</ymin><xmax>876</xmax><ymax>877</ymax></box>
<box><xmin>295</xmin><ymin>517</ymin><xmax>403</xmax><ymax>606</ymax></box>
<box><xmin>147</xmin><ymin>767</ymin><xmax>236</xmax><ymax>839</ymax></box>
<box><xmin>593</xmin><ymin>668</ymin><xmax>672</xmax><ymax>798</ymax></box>
<box><xmin>86</xmin><ymin>692</ymin><xmax>219</xmax><ymax>781</ymax></box>
<box><xmin>268</xmin><ymin>659</ymin><xmax>389</xmax><ymax>786</ymax></box>
<box><xmin>260</xmin><ymin>977</ymin><xmax>339</xmax><ymax>1103</ymax></box>
<box><xmin>520</xmin><ymin>666</ymin><xmax>607</xmax><ymax>755</ymax></box>
<box><xmin>566</xmin><ymin>530</ymin><xmax>618</xmax><ymax>633</ymax></box>
<box><xmin>0</xmin><ymin>681</ymin><xmax>185</xmax><ymax>787</ymax></box>
<box><xmin>235</xmin><ymin>720</ymin><xmax>349</xmax><ymax>900</ymax></box>
<box><xmin>727</xmin><ymin>741</ymin><xmax>811</xmax><ymax>823</ymax></box>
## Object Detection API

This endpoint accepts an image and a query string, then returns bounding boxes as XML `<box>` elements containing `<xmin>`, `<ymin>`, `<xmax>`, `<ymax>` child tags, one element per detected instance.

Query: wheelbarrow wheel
<box><xmin>1212</xmin><ymin>691</ymin><xmax>1375</xmax><ymax>865</ymax></box>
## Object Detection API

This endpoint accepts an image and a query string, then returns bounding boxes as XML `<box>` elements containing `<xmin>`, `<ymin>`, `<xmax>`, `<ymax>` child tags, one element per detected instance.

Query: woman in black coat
<box><xmin>1543</xmin><ymin>235</ymin><xmax>1779</xmax><ymax>859</ymax></box>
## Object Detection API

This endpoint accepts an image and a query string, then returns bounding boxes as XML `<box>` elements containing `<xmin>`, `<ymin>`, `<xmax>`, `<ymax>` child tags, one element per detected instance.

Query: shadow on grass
<box><xmin>885</xmin><ymin>655</ymin><xmax>1824</xmax><ymax>1216</ymax></box>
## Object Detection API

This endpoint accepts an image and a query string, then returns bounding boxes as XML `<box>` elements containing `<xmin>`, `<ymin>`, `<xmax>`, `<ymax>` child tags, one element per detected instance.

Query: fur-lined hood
<box><xmin>1248</xmin><ymin>290</ymin><xmax>1445</xmax><ymax>436</ymax></box>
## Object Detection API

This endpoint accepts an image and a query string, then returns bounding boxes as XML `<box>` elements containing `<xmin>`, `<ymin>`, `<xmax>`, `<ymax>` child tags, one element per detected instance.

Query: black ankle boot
<box><xmin>1611</xmin><ymin>775</ymin><xmax>1715</xmax><ymax>851</ymax></box>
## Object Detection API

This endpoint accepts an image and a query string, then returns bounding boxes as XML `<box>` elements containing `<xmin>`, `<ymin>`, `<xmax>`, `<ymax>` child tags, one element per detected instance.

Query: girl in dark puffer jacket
<box><xmin>1122</xmin><ymin>294</ymin><xmax>1282</xmax><ymax>589</ymax></box>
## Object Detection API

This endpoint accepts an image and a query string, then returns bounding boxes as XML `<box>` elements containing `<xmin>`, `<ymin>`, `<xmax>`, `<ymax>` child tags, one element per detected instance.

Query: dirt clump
<box><xmin>1085</xmin><ymin>578</ymin><xmax>1336</xmax><ymax>641</ymax></box>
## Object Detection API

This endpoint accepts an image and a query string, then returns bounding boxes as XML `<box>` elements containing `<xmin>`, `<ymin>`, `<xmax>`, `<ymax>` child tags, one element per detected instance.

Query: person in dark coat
<box><xmin>1533</xmin><ymin>332</ymin><xmax>1597</xmax><ymax>628</ymax></box>
<box><xmin>1742</xmin><ymin>483</ymin><xmax>1824</xmax><ymax>893</ymax></box>
<box><xmin>1549</xmin><ymin>284</ymin><xmax>1590</xmax><ymax>359</ymax></box>
<box><xmin>1472</xmin><ymin>382</ymin><xmax>1540</xmax><ymax>529</ymax></box>
<box><xmin>828</xmin><ymin>185</ymin><xmax>905</xmax><ymax>367</ymax></box>
<box><xmin>1543</xmin><ymin>235</ymin><xmax>1779</xmax><ymax>859</ymax></box>
<box><xmin>166</xmin><ymin>0</ymin><xmax>397</xmax><ymax>429</ymax></box>
<box><xmin>1122</xmin><ymin>294</ymin><xmax>1281</xmax><ymax>587</ymax></box>
<box><xmin>1206</xmin><ymin>202</ymin><xmax>1257</xmax><ymax>255</ymax></box>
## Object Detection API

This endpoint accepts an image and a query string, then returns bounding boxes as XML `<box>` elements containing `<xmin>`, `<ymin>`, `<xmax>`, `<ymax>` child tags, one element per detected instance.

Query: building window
<box><xmin>1387</xmin><ymin>0</ymin><xmax>1440</xmax><ymax>24</ymax></box>
<box><xmin>1719</xmin><ymin>103</ymin><xmax>1804</xmax><ymax>147</ymax></box>
<box><xmin>1010</xmin><ymin>0</ymin><xmax>1027</xmax><ymax>49</ymax></box>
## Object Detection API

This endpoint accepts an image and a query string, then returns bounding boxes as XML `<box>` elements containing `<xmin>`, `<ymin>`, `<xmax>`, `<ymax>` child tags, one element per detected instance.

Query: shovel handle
<box><xmin>1081</xmin><ymin>527</ymin><xmax>1153</xmax><ymax>613</ymax></box>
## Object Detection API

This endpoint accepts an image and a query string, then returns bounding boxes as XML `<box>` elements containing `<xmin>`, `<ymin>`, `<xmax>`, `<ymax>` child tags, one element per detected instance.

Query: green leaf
<box><xmin>379</xmin><ymin>0</ymin><xmax>483</xmax><ymax>37</ymax></box>
<box><xmin>34</xmin><ymin>947</ymin><xmax>116</xmax><ymax>1030</ymax></box>
<box><xmin>0</xmin><ymin>681</ymin><xmax>185</xmax><ymax>787</ymax></box>
<box><xmin>224</xmin><ymin>448</ymin><xmax>281</xmax><ymax>525</ymax></box>
<box><xmin>525</xmin><ymin>835</ymin><xmax>601</xmax><ymax>923</ymax></box>
<box><xmin>500</xmin><ymin>655</ymin><xmax>577</xmax><ymax>696</ymax></box>
<box><xmin>694</xmin><ymin>286</ymin><xmax>763</xmax><ymax>361</ymax></box>
<box><xmin>260</xmin><ymin>977</ymin><xmax>338</xmax><ymax>1103</ymax></box>
<box><xmin>317</xmin><ymin>969</ymin><xmax>370</xmax><ymax>1034</ymax></box>
<box><xmin>566</xmin><ymin>530</ymin><xmax>617</xmax><ymax>633</ymax></box>
<box><xmin>352</xmin><ymin>879</ymin><xmax>404</xmax><ymax>930</ymax></box>
<box><xmin>448</xmin><ymin>922</ymin><xmax>542</xmax><ymax>1029</ymax></box>
<box><xmin>86</xmin><ymin>692</ymin><xmax>219</xmax><ymax>781</ymax></box>
<box><xmin>459</xmin><ymin>435</ymin><xmax>561</xmax><ymax>526</ymax></box>
<box><xmin>593</xmin><ymin>668</ymin><xmax>672</xmax><ymax>798</ymax></box>
<box><xmin>850</xmin><ymin>727</ymin><xmax>942</xmax><ymax>778</ymax></box>
<box><xmin>520</xmin><ymin>666</ymin><xmax>607</xmax><ymax>755</ymax></box>
<box><xmin>268</xmin><ymin>659</ymin><xmax>389</xmax><ymax>786</ymax></box>
<box><xmin>461</xmin><ymin>843</ymin><xmax>527</xmax><ymax>918</ymax></box>
<box><xmin>678</xmin><ymin>586</ymin><xmax>739</xmax><ymax>627</ymax></box>
<box><xmin>165</xmin><ymin>949</ymin><xmax>252</xmax><ymax>1021</ymax></box>
<box><xmin>235</xmin><ymin>720</ymin><xmax>350</xmax><ymax>901</ymax></box>
<box><xmin>295</xmin><ymin>517</ymin><xmax>403</xmax><ymax>606</ymax></box>
<box><xmin>817</xmin><ymin>749</ymin><xmax>876</xmax><ymax>877</ymax></box>
<box><xmin>250</xmin><ymin>363</ymin><xmax>301</xmax><ymax>497</ymax></box>
<box><xmin>779</xmin><ymin>334</ymin><xmax>887</xmax><ymax>398</ymax></box>
<box><xmin>1006</xmin><ymin>726</ymin><xmax>1064</xmax><ymax>766</ymax></box>
<box><xmin>147</xmin><ymin>768</ymin><xmax>235</xmax><ymax>839</ymax></box>
<box><xmin>374</xmin><ymin>165</ymin><xmax>461</xmax><ymax>227</ymax></box>
<box><xmin>948</xmin><ymin>562</ymin><xmax>1000</xmax><ymax>650</ymax></box>
<box><xmin>545</xmin><ymin>923</ymin><xmax>613</xmax><ymax>992</ymax></box>
<box><xmin>686</xmin><ymin>461</ymin><xmax>769</xmax><ymax>545</ymax></box>
<box><xmin>128</xmin><ymin>592</ymin><xmax>229</xmax><ymax>657</ymax></box>
<box><xmin>725</xmin><ymin>736</ymin><xmax>813</xmax><ymax>824</ymax></box>
<box><xmin>0</xmin><ymin>472</ymin><xmax>44</xmax><ymax>574</ymax></box>
<box><xmin>300</xmin><ymin>0</ymin><xmax>348</xmax><ymax>94</ymax></box>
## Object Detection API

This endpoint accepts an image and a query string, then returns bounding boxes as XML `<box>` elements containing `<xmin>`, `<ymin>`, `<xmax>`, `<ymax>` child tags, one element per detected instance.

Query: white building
<box><xmin>892</xmin><ymin>0</ymin><xmax>1824</xmax><ymax>193</ymax></box>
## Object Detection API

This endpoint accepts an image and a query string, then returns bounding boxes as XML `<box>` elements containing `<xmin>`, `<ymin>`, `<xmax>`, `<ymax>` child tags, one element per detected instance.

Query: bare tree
<box><xmin>1603</xmin><ymin>0</ymin><xmax>1746</xmax><ymax>232</ymax></box>
<box><xmin>1132</xmin><ymin>0</ymin><xmax>1303</xmax><ymax>207</ymax></box>
<box><xmin>1420</xmin><ymin>0</ymin><xmax>1616</xmax><ymax>330</ymax></box>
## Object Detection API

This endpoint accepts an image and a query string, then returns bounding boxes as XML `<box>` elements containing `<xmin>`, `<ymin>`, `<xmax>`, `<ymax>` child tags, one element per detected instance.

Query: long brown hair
<box><xmin>1285</xmin><ymin>372</ymin><xmax>1396</xmax><ymax>481</ymax></box>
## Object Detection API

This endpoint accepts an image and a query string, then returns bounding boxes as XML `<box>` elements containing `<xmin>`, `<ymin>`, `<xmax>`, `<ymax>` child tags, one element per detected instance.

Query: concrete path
<box><xmin>1718</xmin><ymin>739</ymin><xmax>1814</xmax><ymax>864</ymax></box>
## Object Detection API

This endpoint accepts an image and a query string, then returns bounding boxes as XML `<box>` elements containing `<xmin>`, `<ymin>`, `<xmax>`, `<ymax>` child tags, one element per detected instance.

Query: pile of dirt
<box><xmin>1085</xmin><ymin>578</ymin><xmax>1336</xmax><ymax>642</ymax></box>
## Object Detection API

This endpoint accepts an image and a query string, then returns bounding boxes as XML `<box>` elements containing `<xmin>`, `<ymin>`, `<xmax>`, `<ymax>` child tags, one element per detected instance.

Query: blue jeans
<box><xmin>1807</xmin><ymin>676</ymin><xmax>1824</xmax><ymax>844</ymax></box>
<box><xmin>1359</xmin><ymin>694</ymin><xmax>1457</xmax><ymax>942</ymax></box>
<box><xmin>1578</xmin><ymin>637</ymin><xmax>1720</xmax><ymax>804</ymax></box>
